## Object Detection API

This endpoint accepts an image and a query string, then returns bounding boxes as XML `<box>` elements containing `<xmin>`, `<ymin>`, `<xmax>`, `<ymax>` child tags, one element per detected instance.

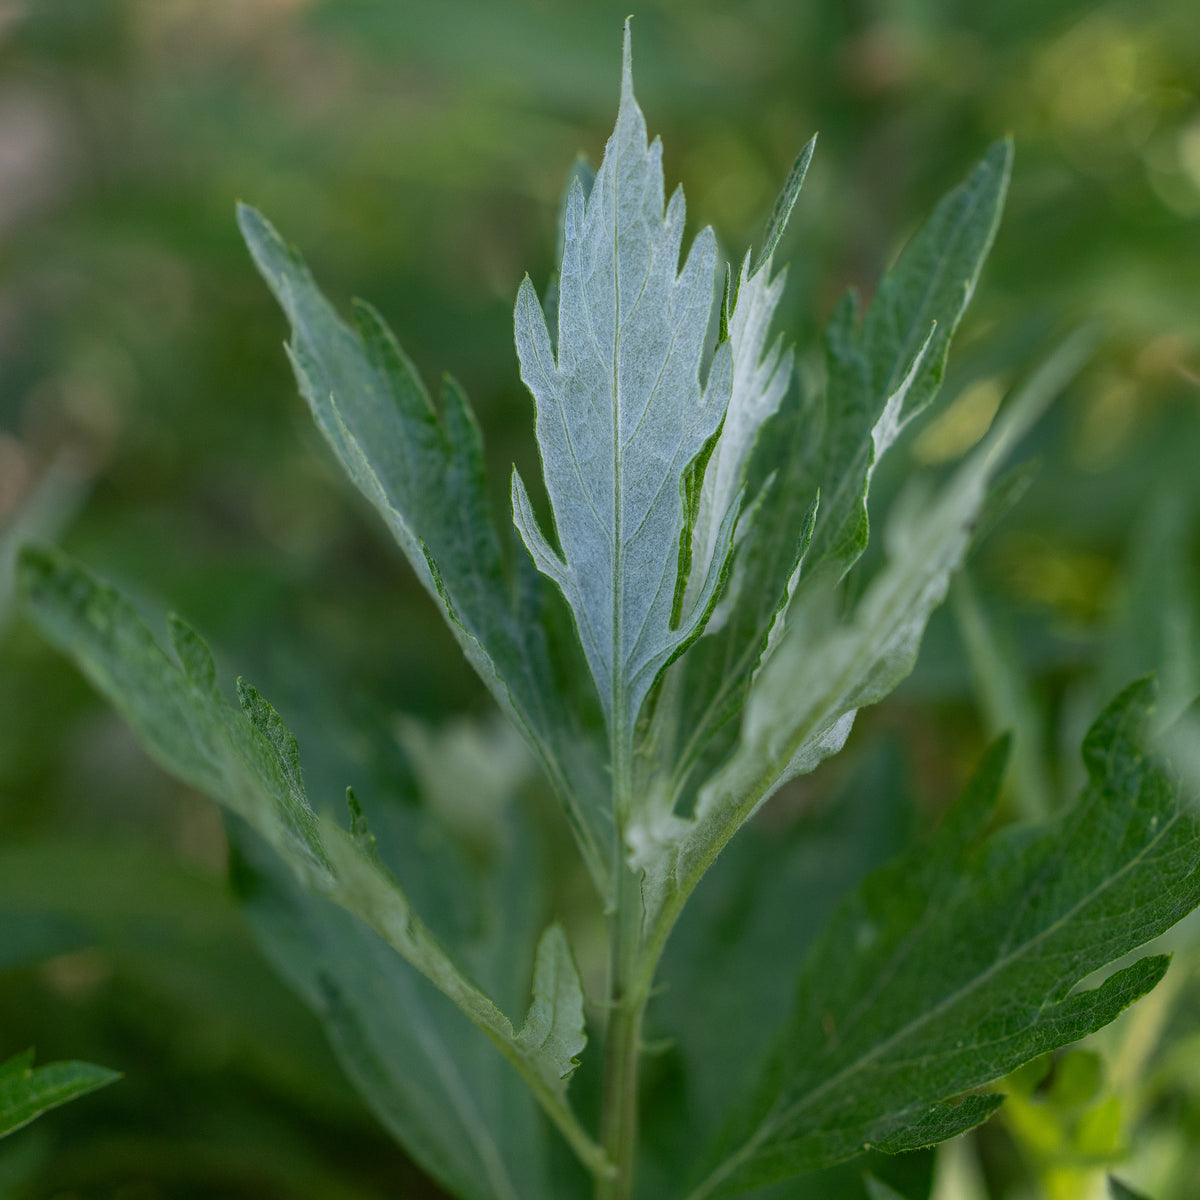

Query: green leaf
<box><xmin>16</xmin><ymin>546</ymin><xmax>605</xmax><ymax>1177</ymax></box>
<box><xmin>516</xmin><ymin>924</ymin><xmax>587</xmax><ymax>1085</ymax></box>
<box><xmin>1109</xmin><ymin>1177</ymin><xmax>1153</xmax><ymax>1200</ymax></box>
<box><xmin>863</xmin><ymin>1174</ymin><xmax>913</xmax><ymax>1200</ymax></box>
<box><xmin>631</xmin><ymin>333</ymin><xmax>1092</xmax><ymax>931</ymax></box>
<box><xmin>805</xmin><ymin>139</ymin><xmax>1013</xmax><ymax>584</ymax></box>
<box><xmin>647</xmin><ymin>141</ymin><xmax>1005</xmax><ymax>836</ymax></box>
<box><xmin>952</xmin><ymin>570</ymin><xmax>1053</xmax><ymax>821</ymax></box>
<box><xmin>232</xmin><ymin>814</ymin><xmax>557</xmax><ymax>1200</ymax></box>
<box><xmin>0</xmin><ymin>1050</ymin><xmax>119</xmax><ymax>1137</ymax></box>
<box><xmin>752</xmin><ymin>137</ymin><xmax>817</xmax><ymax>276</ymax></box>
<box><xmin>18</xmin><ymin>543</ymin><xmax>328</xmax><ymax>878</ymax></box>
<box><xmin>510</xmin><ymin>22</ymin><xmax>737</xmax><ymax>745</ymax></box>
<box><xmin>686</xmin><ymin>678</ymin><xmax>1200</xmax><ymax>1197</ymax></box>
<box><xmin>640</xmin><ymin>744</ymin><xmax>914</xmax><ymax>1193</ymax></box>
<box><xmin>237</xmin><ymin>201</ymin><xmax>611</xmax><ymax>897</ymax></box>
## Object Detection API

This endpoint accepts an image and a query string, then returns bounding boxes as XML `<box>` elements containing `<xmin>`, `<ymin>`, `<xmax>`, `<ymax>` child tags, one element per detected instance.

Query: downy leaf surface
<box><xmin>650</xmin><ymin>140</ymin><xmax>1010</xmax><ymax>825</ymax></box>
<box><xmin>630</xmin><ymin>333</ymin><xmax>1094</xmax><ymax>930</ymax></box>
<box><xmin>510</xmin><ymin>25</ymin><xmax>736</xmax><ymax>747</ymax></box>
<box><xmin>687</xmin><ymin>678</ymin><xmax>1200</xmax><ymax>1198</ymax></box>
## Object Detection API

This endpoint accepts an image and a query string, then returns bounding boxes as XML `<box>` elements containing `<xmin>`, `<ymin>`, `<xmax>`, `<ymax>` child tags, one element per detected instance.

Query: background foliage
<box><xmin>0</xmin><ymin>0</ymin><xmax>1197</xmax><ymax>1196</ymax></box>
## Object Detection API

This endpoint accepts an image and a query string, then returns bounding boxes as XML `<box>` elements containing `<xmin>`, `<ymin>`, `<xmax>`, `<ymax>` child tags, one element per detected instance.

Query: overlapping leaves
<box><xmin>18</xmin><ymin>22</ymin><xmax>1200</xmax><ymax>1200</ymax></box>
<box><xmin>237</xmin><ymin>205</ymin><xmax>611</xmax><ymax>894</ymax></box>
<box><xmin>510</xmin><ymin>30</ymin><xmax>736</xmax><ymax>750</ymax></box>
<box><xmin>686</xmin><ymin>679</ymin><xmax>1200</xmax><ymax>1197</ymax></box>
<box><xmin>16</xmin><ymin>545</ymin><xmax>599</xmax><ymax>1190</ymax></box>
<box><xmin>647</xmin><ymin>139</ymin><xmax>1012</xmax><ymax>818</ymax></box>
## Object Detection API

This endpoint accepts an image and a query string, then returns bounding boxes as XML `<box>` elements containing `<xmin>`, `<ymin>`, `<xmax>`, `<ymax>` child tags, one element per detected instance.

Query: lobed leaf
<box><xmin>237</xmin><ymin>203</ymin><xmax>611</xmax><ymax>896</ymax></box>
<box><xmin>686</xmin><ymin>136</ymin><xmax>815</xmax><ymax>610</ymax></box>
<box><xmin>630</xmin><ymin>333</ymin><xmax>1093</xmax><ymax>931</ymax></box>
<box><xmin>510</xmin><ymin>23</ymin><xmax>736</xmax><ymax>747</ymax></box>
<box><xmin>687</xmin><ymin>679</ymin><xmax>1200</xmax><ymax>1197</ymax></box>
<box><xmin>804</xmin><ymin>139</ymin><xmax>1013</xmax><ymax>584</ymax></box>
<box><xmin>516</xmin><ymin>924</ymin><xmax>588</xmax><ymax>1086</ymax></box>
<box><xmin>650</xmin><ymin>141</ymin><xmax>1007</xmax><ymax>827</ymax></box>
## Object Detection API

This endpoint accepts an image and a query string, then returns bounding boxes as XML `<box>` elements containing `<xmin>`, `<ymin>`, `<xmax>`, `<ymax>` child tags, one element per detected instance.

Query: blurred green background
<box><xmin>0</xmin><ymin>0</ymin><xmax>1197</xmax><ymax>1196</ymax></box>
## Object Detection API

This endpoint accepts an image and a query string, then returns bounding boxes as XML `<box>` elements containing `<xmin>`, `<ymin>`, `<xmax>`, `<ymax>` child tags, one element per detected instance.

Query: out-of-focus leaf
<box><xmin>687</xmin><ymin>678</ymin><xmax>1200</xmax><ymax>1197</ymax></box>
<box><xmin>953</xmin><ymin>570</ymin><xmax>1053</xmax><ymax>820</ymax></box>
<box><xmin>864</xmin><ymin>1174</ymin><xmax>913</xmax><ymax>1200</ymax></box>
<box><xmin>16</xmin><ymin>546</ymin><xmax>603</xmax><ymax>1186</ymax></box>
<box><xmin>0</xmin><ymin>1050</ymin><xmax>119</xmax><ymax>1137</ymax></box>
<box><xmin>1109</xmin><ymin>1177</ymin><xmax>1153</xmax><ymax>1200</ymax></box>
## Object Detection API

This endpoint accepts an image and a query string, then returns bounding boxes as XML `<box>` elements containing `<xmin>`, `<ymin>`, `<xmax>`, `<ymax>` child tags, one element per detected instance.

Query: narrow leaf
<box><xmin>688</xmin><ymin>136</ymin><xmax>815</xmax><ymax>600</ymax></box>
<box><xmin>805</xmin><ymin>139</ymin><xmax>1013</xmax><ymax>584</ymax></box>
<box><xmin>16</xmin><ymin>547</ymin><xmax>603</xmax><ymax>1173</ymax></box>
<box><xmin>0</xmin><ymin>1051</ymin><xmax>119</xmax><ymax>1137</ymax></box>
<box><xmin>1109</xmin><ymin>1177</ymin><xmax>1153</xmax><ymax>1200</ymax></box>
<box><xmin>753</xmin><ymin>136</ymin><xmax>817</xmax><ymax>276</ymax></box>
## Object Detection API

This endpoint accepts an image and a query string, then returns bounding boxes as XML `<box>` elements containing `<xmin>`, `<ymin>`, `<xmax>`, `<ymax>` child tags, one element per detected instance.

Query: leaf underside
<box><xmin>511</xmin><ymin>28</ymin><xmax>738</xmax><ymax>744</ymax></box>
<box><xmin>641</xmin><ymin>137</ymin><xmax>1013</xmax><ymax>856</ymax></box>
<box><xmin>19</xmin><ymin>22</ymin><xmax>1188</xmax><ymax>1200</ymax></box>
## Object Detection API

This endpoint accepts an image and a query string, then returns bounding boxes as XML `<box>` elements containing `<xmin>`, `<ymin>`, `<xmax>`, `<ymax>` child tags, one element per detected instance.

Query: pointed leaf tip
<box><xmin>621</xmin><ymin>18</ymin><xmax>634</xmax><ymax>101</ymax></box>
<box><xmin>1108</xmin><ymin>1177</ymin><xmax>1153</xmax><ymax>1200</ymax></box>
<box><xmin>753</xmin><ymin>133</ymin><xmax>817</xmax><ymax>277</ymax></box>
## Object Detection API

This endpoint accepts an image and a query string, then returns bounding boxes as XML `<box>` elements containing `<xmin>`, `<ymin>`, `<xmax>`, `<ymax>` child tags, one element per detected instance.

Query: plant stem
<box><xmin>597</xmin><ymin>710</ymin><xmax>648</xmax><ymax>1200</ymax></box>
<box><xmin>597</xmin><ymin>856</ymin><xmax>646</xmax><ymax>1200</ymax></box>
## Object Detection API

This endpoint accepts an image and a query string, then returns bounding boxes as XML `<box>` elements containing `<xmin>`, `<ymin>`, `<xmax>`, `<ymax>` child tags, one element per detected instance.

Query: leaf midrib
<box><xmin>688</xmin><ymin>785</ymin><xmax>1179</xmax><ymax>1200</ymax></box>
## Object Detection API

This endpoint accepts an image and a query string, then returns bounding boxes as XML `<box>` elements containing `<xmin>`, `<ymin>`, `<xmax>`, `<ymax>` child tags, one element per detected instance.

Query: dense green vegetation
<box><xmin>1</xmin><ymin>2</ymin><xmax>1198</xmax><ymax>1197</ymax></box>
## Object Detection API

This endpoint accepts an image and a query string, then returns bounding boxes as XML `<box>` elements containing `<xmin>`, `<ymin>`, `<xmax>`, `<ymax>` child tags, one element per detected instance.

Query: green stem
<box><xmin>596</xmin><ymin>714</ymin><xmax>648</xmax><ymax>1200</ymax></box>
<box><xmin>597</xmin><ymin>857</ymin><xmax>646</xmax><ymax>1200</ymax></box>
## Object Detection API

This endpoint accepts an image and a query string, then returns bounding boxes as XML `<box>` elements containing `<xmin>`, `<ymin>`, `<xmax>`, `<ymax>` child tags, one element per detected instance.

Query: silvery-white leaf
<box><xmin>688</xmin><ymin>137</ymin><xmax>815</xmax><ymax>602</ymax></box>
<box><xmin>511</xmin><ymin>25</ymin><xmax>735</xmax><ymax>745</ymax></box>
<box><xmin>630</xmin><ymin>332</ymin><xmax>1093</xmax><ymax>930</ymax></box>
